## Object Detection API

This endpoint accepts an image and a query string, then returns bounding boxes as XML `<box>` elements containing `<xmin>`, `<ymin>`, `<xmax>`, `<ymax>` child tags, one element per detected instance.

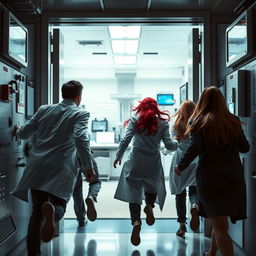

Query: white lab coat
<box><xmin>114</xmin><ymin>116</ymin><xmax>178</xmax><ymax>210</ymax></box>
<box><xmin>11</xmin><ymin>99</ymin><xmax>93</xmax><ymax>202</ymax></box>
<box><xmin>168</xmin><ymin>129</ymin><xmax>197</xmax><ymax>195</ymax></box>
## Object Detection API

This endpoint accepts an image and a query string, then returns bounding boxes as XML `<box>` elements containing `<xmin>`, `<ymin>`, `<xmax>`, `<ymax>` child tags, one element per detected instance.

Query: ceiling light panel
<box><xmin>109</xmin><ymin>26</ymin><xmax>141</xmax><ymax>38</ymax></box>
<box><xmin>114</xmin><ymin>56</ymin><xmax>137</xmax><ymax>65</ymax></box>
<box><xmin>111</xmin><ymin>40</ymin><xmax>139</xmax><ymax>54</ymax></box>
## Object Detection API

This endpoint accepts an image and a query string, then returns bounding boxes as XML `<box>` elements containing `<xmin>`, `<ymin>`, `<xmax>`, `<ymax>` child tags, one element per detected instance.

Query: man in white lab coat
<box><xmin>12</xmin><ymin>80</ymin><xmax>95</xmax><ymax>256</ymax></box>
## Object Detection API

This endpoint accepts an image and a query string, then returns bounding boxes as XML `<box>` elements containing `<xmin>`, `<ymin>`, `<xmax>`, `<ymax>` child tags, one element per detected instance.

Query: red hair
<box><xmin>125</xmin><ymin>97</ymin><xmax>170</xmax><ymax>135</ymax></box>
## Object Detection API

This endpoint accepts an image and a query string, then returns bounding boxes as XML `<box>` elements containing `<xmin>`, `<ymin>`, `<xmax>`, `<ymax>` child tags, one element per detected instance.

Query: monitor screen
<box><xmin>157</xmin><ymin>94</ymin><xmax>175</xmax><ymax>105</ymax></box>
<box><xmin>9</xmin><ymin>15</ymin><xmax>27</xmax><ymax>64</ymax></box>
<box><xmin>2</xmin><ymin>10</ymin><xmax>28</xmax><ymax>67</ymax></box>
<box><xmin>227</xmin><ymin>14</ymin><xmax>247</xmax><ymax>64</ymax></box>
<box><xmin>92</xmin><ymin>120</ymin><xmax>108</xmax><ymax>132</ymax></box>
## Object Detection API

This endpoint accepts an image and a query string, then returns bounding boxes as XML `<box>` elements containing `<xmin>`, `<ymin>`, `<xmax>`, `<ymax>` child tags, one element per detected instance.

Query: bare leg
<box><xmin>205</xmin><ymin>229</ymin><xmax>218</xmax><ymax>256</ymax></box>
<box><xmin>209</xmin><ymin>216</ymin><xmax>234</xmax><ymax>256</ymax></box>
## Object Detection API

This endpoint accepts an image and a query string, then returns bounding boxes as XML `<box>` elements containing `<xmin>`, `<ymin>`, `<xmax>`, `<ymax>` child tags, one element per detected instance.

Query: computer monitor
<box><xmin>157</xmin><ymin>94</ymin><xmax>175</xmax><ymax>105</ymax></box>
<box><xmin>92</xmin><ymin>119</ymin><xmax>108</xmax><ymax>132</ymax></box>
<box><xmin>225</xmin><ymin>6</ymin><xmax>254</xmax><ymax>67</ymax></box>
<box><xmin>2</xmin><ymin>10</ymin><xmax>28</xmax><ymax>67</ymax></box>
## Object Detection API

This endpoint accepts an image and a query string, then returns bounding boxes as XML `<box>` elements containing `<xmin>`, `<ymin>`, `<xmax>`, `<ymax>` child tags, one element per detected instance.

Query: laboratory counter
<box><xmin>90</xmin><ymin>142</ymin><xmax>173</xmax><ymax>180</ymax></box>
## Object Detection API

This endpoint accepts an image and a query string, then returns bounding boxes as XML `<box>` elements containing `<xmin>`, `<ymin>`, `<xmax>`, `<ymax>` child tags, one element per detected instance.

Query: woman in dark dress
<box><xmin>174</xmin><ymin>86</ymin><xmax>250</xmax><ymax>256</ymax></box>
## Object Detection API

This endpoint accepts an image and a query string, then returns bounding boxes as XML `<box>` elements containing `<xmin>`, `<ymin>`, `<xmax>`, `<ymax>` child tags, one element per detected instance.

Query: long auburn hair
<box><xmin>189</xmin><ymin>86</ymin><xmax>242</xmax><ymax>145</ymax></box>
<box><xmin>125</xmin><ymin>97</ymin><xmax>170</xmax><ymax>135</ymax></box>
<box><xmin>172</xmin><ymin>100</ymin><xmax>196</xmax><ymax>141</ymax></box>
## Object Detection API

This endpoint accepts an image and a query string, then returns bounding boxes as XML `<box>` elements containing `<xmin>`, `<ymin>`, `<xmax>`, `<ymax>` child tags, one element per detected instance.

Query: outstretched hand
<box><xmin>174</xmin><ymin>165</ymin><xmax>182</xmax><ymax>176</ymax></box>
<box><xmin>86</xmin><ymin>168</ymin><xmax>96</xmax><ymax>182</ymax></box>
<box><xmin>113</xmin><ymin>160</ymin><xmax>121</xmax><ymax>168</ymax></box>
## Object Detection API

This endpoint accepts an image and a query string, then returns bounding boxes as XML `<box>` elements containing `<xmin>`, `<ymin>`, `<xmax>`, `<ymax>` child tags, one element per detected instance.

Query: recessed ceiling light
<box><xmin>111</xmin><ymin>40</ymin><xmax>139</xmax><ymax>54</ymax></box>
<box><xmin>114</xmin><ymin>56</ymin><xmax>137</xmax><ymax>65</ymax></box>
<box><xmin>108</xmin><ymin>26</ymin><xmax>141</xmax><ymax>38</ymax></box>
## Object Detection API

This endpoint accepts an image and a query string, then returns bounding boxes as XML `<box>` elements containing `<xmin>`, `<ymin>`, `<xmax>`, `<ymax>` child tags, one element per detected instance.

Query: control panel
<box><xmin>226</xmin><ymin>70</ymin><xmax>249</xmax><ymax>117</ymax></box>
<box><xmin>0</xmin><ymin>61</ymin><xmax>27</xmax><ymax>154</ymax></box>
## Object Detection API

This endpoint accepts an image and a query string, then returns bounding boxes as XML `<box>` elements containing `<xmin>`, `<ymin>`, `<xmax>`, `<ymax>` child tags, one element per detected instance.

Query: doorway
<box><xmin>49</xmin><ymin>24</ymin><xmax>202</xmax><ymax>219</ymax></box>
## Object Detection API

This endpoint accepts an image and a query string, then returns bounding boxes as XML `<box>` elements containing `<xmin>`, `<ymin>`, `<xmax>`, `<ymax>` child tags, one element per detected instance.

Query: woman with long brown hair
<box><xmin>163</xmin><ymin>100</ymin><xmax>199</xmax><ymax>236</ymax></box>
<box><xmin>175</xmin><ymin>86</ymin><xmax>250</xmax><ymax>256</ymax></box>
<box><xmin>113</xmin><ymin>97</ymin><xmax>178</xmax><ymax>246</ymax></box>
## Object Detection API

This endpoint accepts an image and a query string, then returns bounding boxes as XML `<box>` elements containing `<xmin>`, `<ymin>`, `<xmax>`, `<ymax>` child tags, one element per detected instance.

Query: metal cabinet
<box><xmin>93</xmin><ymin>150</ymin><xmax>111</xmax><ymax>181</ymax></box>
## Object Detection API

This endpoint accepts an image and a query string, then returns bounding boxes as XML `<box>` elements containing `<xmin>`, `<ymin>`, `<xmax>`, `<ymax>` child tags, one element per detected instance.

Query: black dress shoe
<box><xmin>176</xmin><ymin>225</ymin><xmax>187</xmax><ymax>237</ymax></box>
<box><xmin>78</xmin><ymin>219</ymin><xmax>87</xmax><ymax>227</ymax></box>
<box><xmin>131</xmin><ymin>224</ymin><xmax>141</xmax><ymax>246</ymax></box>
<box><xmin>144</xmin><ymin>204</ymin><xmax>155</xmax><ymax>226</ymax></box>
<box><xmin>40</xmin><ymin>202</ymin><xmax>55</xmax><ymax>242</ymax></box>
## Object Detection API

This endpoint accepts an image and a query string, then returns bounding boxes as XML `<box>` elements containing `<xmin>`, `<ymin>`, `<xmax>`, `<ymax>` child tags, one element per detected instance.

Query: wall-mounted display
<box><xmin>179</xmin><ymin>83</ymin><xmax>188</xmax><ymax>104</ymax></box>
<box><xmin>225</xmin><ymin>6</ymin><xmax>254</xmax><ymax>68</ymax></box>
<box><xmin>2</xmin><ymin>10</ymin><xmax>28</xmax><ymax>68</ymax></box>
<box><xmin>157</xmin><ymin>93</ymin><xmax>175</xmax><ymax>105</ymax></box>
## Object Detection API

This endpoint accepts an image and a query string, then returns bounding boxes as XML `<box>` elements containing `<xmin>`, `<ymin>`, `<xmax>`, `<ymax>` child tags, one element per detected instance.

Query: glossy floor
<box><xmin>65</xmin><ymin>180</ymin><xmax>178</xmax><ymax>219</ymax></box>
<box><xmin>18</xmin><ymin>220</ymin><xmax>246</xmax><ymax>256</ymax></box>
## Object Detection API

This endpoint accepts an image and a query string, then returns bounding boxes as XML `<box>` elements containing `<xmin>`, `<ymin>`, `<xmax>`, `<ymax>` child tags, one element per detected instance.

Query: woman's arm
<box><xmin>161</xmin><ymin>122</ymin><xmax>178</xmax><ymax>152</ymax></box>
<box><xmin>178</xmin><ymin>131</ymin><xmax>202</xmax><ymax>171</ymax></box>
<box><xmin>238</xmin><ymin>124</ymin><xmax>250</xmax><ymax>153</ymax></box>
<box><xmin>115</xmin><ymin>117</ymin><xmax>136</xmax><ymax>162</ymax></box>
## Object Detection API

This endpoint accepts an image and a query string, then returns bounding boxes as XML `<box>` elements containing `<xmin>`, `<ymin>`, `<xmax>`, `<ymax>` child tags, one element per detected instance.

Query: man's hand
<box><xmin>86</xmin><ymin>168</ymin><xmax>96</xmax><ymax>183</ymax></box>
<box><xmin>174</xmin><ymin>165</ymin><xmax>182</xmax><ymax>176</ymax></box>
<box><xmin>13</xmin><ymin>125</ymin><xmax>20</xmax><ymax>136</ymax></box>
<box><xmin>113</xmin><ymin>160</ymin><xmax>121</xmax><ymax>168</ymax></box>
<box><xmin>161</xmin><ymin>149</ymin><xmax>168</xmax><ymax>156</ymax></box>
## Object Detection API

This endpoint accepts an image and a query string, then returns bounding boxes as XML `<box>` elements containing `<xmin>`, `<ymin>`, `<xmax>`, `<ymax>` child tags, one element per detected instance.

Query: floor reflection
<box><xmin>131</xmin><ymin>250</ymin><xmax>141</xmax><ymax>256</ymax></box>
<box><xmin>18</xmin><ymin>219</ymin><xmax>247</xmax><ymax>256</ymax></box>
<box><xmin>87</xmin><ymin>239</ymin><xmax>97</xmax><ymax>256</ymax></box>
<box><xmin>37</xmin><ymin>232</ymin><xmax>210</xmax><ymax>256</ymax></box>
<box><xmin>146</xmin><ymin>249</ymin><xmax>155</xmax><ymax>256</ymax></box>
<box><xmin>72</xmin><ymin>230</ymin><xmax>86</xmax><ymax>256</ymax></box>
<box><xmin>176</xmin><ymin>237</ymin><xmax>187</xmax><ymax>256</ymax></box>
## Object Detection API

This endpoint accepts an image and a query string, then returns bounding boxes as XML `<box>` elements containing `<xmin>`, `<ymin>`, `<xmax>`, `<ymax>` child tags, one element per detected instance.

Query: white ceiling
<box><xmin>56</xmin><ymin>25</ymin><xmax>200</xmax><ymax>80</ymax></box>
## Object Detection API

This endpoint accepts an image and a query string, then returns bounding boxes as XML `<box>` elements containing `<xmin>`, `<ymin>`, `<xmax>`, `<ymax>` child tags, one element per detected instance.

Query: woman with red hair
<box><xmin>113</xmin><ymin>97</ymin><xmax>178</xmax><ymax>246</ymax></box>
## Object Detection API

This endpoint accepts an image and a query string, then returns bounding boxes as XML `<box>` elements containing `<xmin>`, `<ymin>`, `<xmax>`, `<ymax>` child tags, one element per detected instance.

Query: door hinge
<box><xmin>198</xmin><ymin>34</ymin><xmax>202</xmax><ymax>44</ymax></box>
<box><xmin>198</xmin><ymin>51</ymin><xmax>201</xmax><ymax>63</ymax></box>
<box><xmin>50</xmin><ymin>34</ymin><xmax>54</xmax><ymax>45</ymax></box>
<box><xmin>50</xmin><ymin>52</ymin><xmax>54</xmax><ymax>64</ymax></box>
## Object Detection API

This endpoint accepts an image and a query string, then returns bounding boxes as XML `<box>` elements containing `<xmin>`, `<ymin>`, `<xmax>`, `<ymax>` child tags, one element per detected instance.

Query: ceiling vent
<box><xmin>143</xmin><ymin>52</ymin><xmax>158</xmax><ymax>55</ymax></box>
<box><xmin>77</xmin><ymin>40</ymin><xmax>103</xmax><ymax>46</ymax></box>
<box><xmin>92</xmin><ymin>52</ymin><xmax>107</xmax><ymax>55</ymax></box>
